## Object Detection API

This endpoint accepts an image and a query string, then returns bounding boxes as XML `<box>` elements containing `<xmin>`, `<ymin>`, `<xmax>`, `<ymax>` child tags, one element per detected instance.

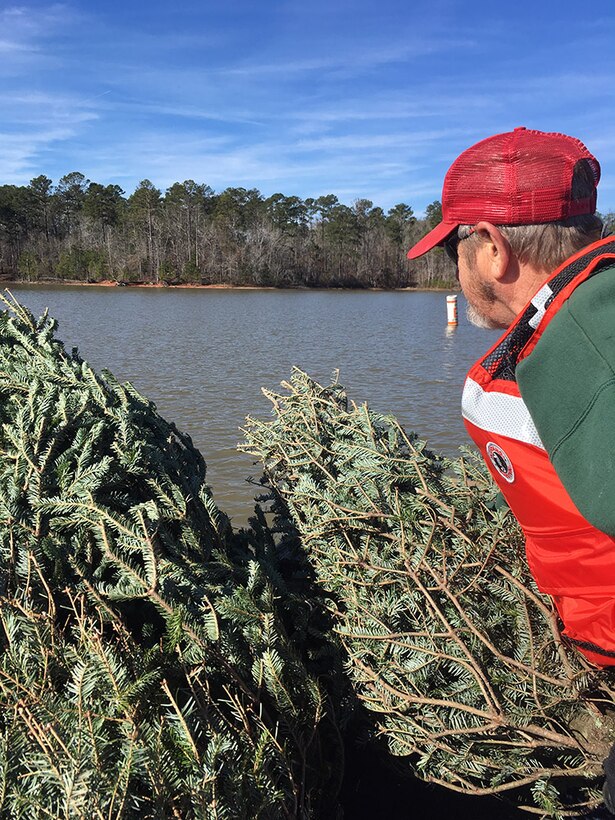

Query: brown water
<box><xmin>9</xmin><ymin>285</ymin><xmax>497</xmax><ymax>526</ymax></box>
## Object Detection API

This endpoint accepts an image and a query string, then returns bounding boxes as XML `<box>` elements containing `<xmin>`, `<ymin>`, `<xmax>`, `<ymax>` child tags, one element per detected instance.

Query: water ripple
<box><xmin>10</xmin><ymin>286</ymin><xmax>497</xmax><ymax>524</ymax></box>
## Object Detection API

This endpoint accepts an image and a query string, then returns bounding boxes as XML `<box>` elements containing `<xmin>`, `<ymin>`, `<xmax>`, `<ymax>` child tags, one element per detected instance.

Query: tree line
<box><xmin>0</xmin><ymin>172</ymin><xmax>457</xmax><ymax>288</ymax></box>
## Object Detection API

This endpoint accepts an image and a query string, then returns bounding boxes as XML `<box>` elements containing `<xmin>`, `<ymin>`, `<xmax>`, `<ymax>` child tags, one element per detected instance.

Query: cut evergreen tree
<box><xmin>242</xmin><ymin>368</ymin><xmax>615</xmax><ymax>819</ymax></box>
<box><xmin>0</xmin><ymin>296</ymin><xmax>343</xmax><ymax>819</ymax></box>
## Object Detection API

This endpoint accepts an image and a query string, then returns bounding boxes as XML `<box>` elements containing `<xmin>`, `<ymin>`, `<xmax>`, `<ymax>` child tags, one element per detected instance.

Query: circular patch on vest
<box><xmin>485</xmin><ymin>441</ymin><xmax>515</xmax><ymax>483</ymax></box>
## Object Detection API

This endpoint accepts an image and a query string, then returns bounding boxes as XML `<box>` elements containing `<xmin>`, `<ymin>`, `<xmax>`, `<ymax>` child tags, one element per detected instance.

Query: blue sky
<box><xmin>2</xmin><ymin>0</ymin><xmax>615</xmax><ymax>215</ymax></box>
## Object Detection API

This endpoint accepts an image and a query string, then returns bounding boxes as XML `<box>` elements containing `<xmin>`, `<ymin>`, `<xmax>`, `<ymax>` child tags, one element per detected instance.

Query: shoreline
<box><xmin>2</xmin><ymin>278</ymin><xmax>459</xmax><ymax>294</ymax></box>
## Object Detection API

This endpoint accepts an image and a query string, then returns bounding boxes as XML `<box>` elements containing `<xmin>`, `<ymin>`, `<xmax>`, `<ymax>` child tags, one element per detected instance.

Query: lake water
<box><xmin>7</xmin><ymin>285</ymin><xmax>497</xmax><ymax>526</ymax></box>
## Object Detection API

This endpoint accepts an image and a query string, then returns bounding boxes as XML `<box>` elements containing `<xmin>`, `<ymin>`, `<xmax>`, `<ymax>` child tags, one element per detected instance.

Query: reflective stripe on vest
<box><xmin>462</xmin><ymin>237</ymin><xmax>615</xmax><ymax>666</ymax></box>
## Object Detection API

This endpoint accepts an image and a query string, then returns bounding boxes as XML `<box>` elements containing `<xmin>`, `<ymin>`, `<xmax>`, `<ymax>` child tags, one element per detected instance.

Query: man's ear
<box><xmin>474</xmin><ymin>221</ymin><xmax>511</xmax><ymax>281</ymax></box>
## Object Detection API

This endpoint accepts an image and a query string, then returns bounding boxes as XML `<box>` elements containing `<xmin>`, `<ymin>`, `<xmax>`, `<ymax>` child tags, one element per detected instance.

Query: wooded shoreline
<box><xmin>2</xmin><ymin>276</ymin><xmax>460</xmax><ymax>293</ymax></box>
<box><xmin>0</xmin><ymin>173</ymin><xmax>458</xmax><ymax>290</ymax></box>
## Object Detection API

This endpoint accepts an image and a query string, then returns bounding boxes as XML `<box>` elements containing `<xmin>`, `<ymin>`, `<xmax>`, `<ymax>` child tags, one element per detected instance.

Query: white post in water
<box><xmin>446</xmin><ymin>294</ymin><xmax>458</xmax><ymax>326</ymax></box>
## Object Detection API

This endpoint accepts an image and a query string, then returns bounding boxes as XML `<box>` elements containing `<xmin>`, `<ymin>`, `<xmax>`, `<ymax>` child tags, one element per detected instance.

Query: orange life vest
<box><xmin>463</xmin><ymin>237</ymin><xmax>615</xmax><ymax>667</ymax></box>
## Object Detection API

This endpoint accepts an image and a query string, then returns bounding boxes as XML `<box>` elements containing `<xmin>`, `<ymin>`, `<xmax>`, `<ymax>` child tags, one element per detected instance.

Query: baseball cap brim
<box><xmin>406</xmin><ymin>220</ymin><xmax>459</xmax><ymax>259</ymax></box>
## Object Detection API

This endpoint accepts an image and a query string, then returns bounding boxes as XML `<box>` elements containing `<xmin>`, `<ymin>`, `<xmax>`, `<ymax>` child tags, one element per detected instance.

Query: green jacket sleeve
<box><xmin>516</xmin><ymin>266</ymin><xmax>615</xmax><ymax>536</ymax></box>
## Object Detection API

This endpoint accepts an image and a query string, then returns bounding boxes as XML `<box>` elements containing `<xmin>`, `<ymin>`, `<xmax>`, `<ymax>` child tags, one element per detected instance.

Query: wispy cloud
<box><xmin>1</xmin><ymin>1</ymin><xmax>615</xmax><ymax>215</ymax></box>
<box><xmin>0</xmin><ymin>4</ymin><xmax>72</xmax><ymax>63</ymax></box>
<box><xmin>225</xmin><ymin>38</ymin><xmax>476</xmax><ymax>77</ymax></box>
<box><xmin>294</xmin><ymin>129</ymin><xmax>473</xmax><ymax>153</ymax></box>
<box><xmin>0</xmin><ymin>127</ymin><xmax>76</xmax><ymax>181</ymax></box>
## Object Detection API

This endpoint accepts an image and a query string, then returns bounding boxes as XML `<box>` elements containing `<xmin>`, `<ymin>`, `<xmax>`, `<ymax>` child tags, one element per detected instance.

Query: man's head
<box><xmin>407</xmin><ymin>127</ymin><xmax>603</xmax><ymax>328</ymax></box>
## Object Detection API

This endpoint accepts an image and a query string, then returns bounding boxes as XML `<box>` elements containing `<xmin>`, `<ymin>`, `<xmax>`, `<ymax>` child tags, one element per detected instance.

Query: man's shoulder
<box><xmin>537</xmin><ymin>261</ymin><xmax>615</xmax><ymax>346</ymax></box>
<box><xmin>517</xmin><ymin>261</ymin><xmax>615</xmax><ymax>445</ymax></box>
<box><xmin>517</xmin><ymin>260</ymin><xmax>615</xmax><ymax>536</ymax></box>
<box><xmin>567</xmin><ymin>260</ymin><xmax>615</xmax><ymax>308</ymax></box>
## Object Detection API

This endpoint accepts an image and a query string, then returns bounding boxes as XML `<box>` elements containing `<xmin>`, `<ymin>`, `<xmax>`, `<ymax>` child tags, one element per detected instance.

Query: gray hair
<box><xmin>459</xmin><ymin>215</ymin><xmax>603</xmax><ymax>274</ymax></box>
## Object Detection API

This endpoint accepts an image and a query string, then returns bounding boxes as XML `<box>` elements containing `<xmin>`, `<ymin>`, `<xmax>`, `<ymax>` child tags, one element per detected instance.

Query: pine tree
<box><xmin>242</xmin><ymin>368</ymin><xmax>615</xmax><ymax>818</ymax></box>
<box><xmin>0</xmin><ymin>298</ymin><xmax>343</xmax><ymax>819</ymax></box>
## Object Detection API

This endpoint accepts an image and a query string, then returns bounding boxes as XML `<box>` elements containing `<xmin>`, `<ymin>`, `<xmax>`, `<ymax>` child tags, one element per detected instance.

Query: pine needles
<box><xmin>0</xmin><ymin>296</ymin><xmax>342</xmax><ymax>819</ymax></box>
<box><xmin>242</xmin><ymin>368</ymin><xmax>615</xmax><ymax>818</ymax></box>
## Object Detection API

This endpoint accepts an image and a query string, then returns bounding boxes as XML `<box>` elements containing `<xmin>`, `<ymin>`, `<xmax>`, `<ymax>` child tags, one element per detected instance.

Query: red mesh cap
<box><xmin>407</xmin><ymin>127</ymin><xmax>601</xmax><ymax>259</ymax></box>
